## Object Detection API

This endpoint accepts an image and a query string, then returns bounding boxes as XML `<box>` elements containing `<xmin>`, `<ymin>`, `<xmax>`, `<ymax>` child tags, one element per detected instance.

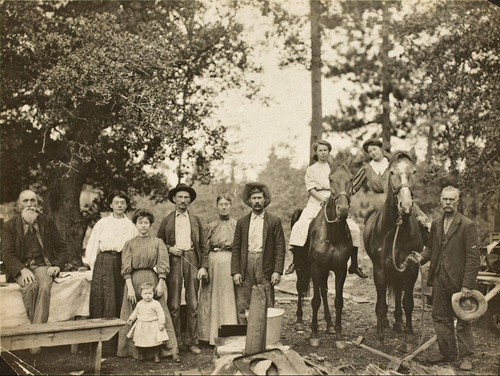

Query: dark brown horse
<box><xmin>291</xmin><ymin>157</ymin><xmax>354</xmax><ymax>346</ymax></box>
<box><xmin>363</xmin><ymin>149</ymin><xmax>426</xmax><ymax>344</ymax></box>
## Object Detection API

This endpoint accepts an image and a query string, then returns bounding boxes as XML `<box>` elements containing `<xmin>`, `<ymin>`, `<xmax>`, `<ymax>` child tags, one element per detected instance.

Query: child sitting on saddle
<box><xmin>286</xmin><ymin>140</ymin><xmax>367</xmax><ymax>278</ymax></box>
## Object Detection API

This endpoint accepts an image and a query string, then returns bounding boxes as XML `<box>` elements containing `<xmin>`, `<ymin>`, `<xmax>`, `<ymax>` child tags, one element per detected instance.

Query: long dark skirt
<box><xmin>89</xmin><ymin>251</ymin><xmax>123</xmax><ymax>355</ymax></box>
<box><xmin>117</xmin><ymin>269</ymin><xmax>179</xmax><ymax>359</ymax></box>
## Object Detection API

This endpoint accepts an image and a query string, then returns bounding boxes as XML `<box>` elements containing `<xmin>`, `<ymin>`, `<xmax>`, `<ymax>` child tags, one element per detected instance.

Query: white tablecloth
<box><xmin>0</xmin><ymin>271</ymin><xmax>92</xmax><ymax>328</ymax></box>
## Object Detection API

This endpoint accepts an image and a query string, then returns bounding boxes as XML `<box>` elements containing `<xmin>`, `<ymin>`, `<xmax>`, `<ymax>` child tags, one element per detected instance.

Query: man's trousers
<box><xmin>235</xmin><ymin>252</ymin><xmax>274</xmax><ymax>324</ymax></box>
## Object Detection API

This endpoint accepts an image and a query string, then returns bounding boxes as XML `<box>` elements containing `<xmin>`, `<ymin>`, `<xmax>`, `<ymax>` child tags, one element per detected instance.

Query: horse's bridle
<box><xmin>392</xmin><ymin>183</ymin><xmax>414</xmax><ymax>199</ymax></box>
<box><xmin>332</xmin><ymin>191</ymin><xmax>351</xmax><ymax>205</ymax></box>
<box><xmin>324</xmin><ymin>191</ymin><xmax>351</xmax><ymax>224</ymax></box>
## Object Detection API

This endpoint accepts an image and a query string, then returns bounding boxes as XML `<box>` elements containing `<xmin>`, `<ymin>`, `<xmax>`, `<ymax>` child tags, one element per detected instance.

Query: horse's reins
<box><xmin>324</xmin><ymin>191</ymin><xmax>350</xmax><ymax>223</ymax></box>
<box><xmin>176</xmin><ymin>252</ymin><xmax>204</xmax><ymax>303</ymax></box>
<box><xmin>391</xmin><ymin>212</ymin><xmax>426</xmax><ymax>356</ymax></box>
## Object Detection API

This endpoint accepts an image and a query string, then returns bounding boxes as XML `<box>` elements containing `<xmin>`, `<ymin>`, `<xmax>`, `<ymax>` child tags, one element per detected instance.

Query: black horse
<box><xmin>290</xmin><ymin>158</ymin><xmax>354</xmax><ymax>346</ymax></box>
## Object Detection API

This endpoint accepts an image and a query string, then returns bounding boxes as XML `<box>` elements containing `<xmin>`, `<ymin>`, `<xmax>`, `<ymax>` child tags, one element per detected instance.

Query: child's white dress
<box><xmin>127</xmin><ymin>299</ymin><xmax>169</xmax><ymax>347</ymax></box>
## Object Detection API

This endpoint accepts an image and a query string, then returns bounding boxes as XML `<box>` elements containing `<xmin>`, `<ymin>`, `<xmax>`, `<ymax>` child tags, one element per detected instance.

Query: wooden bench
<box><xmin>1</xmin><ymin>318</ymin><xmax>125</xmax><ymax>375</ymax></box>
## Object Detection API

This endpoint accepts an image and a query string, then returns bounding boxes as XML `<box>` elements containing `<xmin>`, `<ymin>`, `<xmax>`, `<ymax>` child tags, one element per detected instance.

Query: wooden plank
<box><xmin>71</xmin><ymin>315</ymin><xmax>88</xmax><ymax>354</ymax></box>
<box><xmin>0</xmin><ymin>346</ymin><xmax>44</xmax><ymax>375</ymax></box>
<box><xmin>245</xmin><ymin>285</ymin><xmax>267</xmax><ymax>355</ymax></box>
<box><xmin>1</xmin><ymin>318</ymin><xmax>124</xmax><ymax>337</ymax></box>
<box><xmin>477</xmin><ymin>276</ymin><xmax>500</xmax><ymax>283</ymax></box>
<box><xmin>1</xmin><ymin>326</ymin><xmax>122</xmax><ymax>351</ymax></box>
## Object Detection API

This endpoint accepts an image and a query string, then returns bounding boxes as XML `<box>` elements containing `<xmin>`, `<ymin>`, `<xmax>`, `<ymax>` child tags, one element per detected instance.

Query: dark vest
<box><xmin>25</xmin><ymin>227</ymin><xmax>45</xmax><ymax>266</ymax></box>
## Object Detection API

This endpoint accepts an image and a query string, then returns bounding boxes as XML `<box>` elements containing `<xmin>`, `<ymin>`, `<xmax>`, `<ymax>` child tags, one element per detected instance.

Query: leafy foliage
<box><xmin>0</xmin><ymin>0</ymin><xmax>258</xmax><ymax>262</ymax></box>
<box><xmin>263</xmin><ymin>0</ymin><xmax>500</xmax><ymax>230</ymax></box>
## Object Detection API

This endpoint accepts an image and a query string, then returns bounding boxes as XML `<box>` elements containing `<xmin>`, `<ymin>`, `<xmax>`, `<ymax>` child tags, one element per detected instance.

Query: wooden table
<box><xmin>1</xmin><ymin>318</ymin><xmax>125</xmax><ymax>375</ymax></box>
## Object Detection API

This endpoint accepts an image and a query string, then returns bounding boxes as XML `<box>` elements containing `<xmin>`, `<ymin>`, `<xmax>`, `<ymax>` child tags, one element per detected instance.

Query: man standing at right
<box><xmin>231</xmin><ymin>182</ymin><xmax>285</xmax><ymax>324</ymax></box>
<box><xmin>410</xmin><ymin>186</ymin><xmax>480</xmax><ymax>371</ymax></box>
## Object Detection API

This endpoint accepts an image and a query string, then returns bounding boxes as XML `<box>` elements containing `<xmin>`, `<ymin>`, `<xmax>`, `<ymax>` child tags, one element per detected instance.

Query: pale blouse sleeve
<box><xmin>154</xmin><ymin>301</ymin><xmax>166</xmax><ymax>325</ymax></box>
<box><xmin>156</xmin><ymin>238</ymin><xmax>169</xmax><ymax>279</ymax></box>
<box><xmin>84</xmin><ymin>220</ymin><xmax>102</xmax><ymax>270</ymax></box>
<box><xmin>121</xmin><ymin>240</ymin><xmax>133</xmax><ymax>280</ymax></box>
<box><xmin>352</xmin><ymin>165</ymin><xmax>367</xmax><ymax>194</ymax></box>
<box><xmin>304</xmin><ymin>165</ymin><xmax>317</xmax><ymax>192</ymax></box>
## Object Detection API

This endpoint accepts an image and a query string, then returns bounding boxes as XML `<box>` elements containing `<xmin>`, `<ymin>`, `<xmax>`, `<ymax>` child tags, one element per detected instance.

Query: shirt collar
<box><xmin>22</xmin><ymin>218</ymin><xmax>39</xmax><ymax>234</ymax></box>
<box><xmin>176</xmin><ymin>210</ymin><xmax>189</xmax><ymax>217</ymax></box>
<box><xmin>251</xmin><ymin>211</ymin><xmax>265</xmax><ymax>220</ymax></box>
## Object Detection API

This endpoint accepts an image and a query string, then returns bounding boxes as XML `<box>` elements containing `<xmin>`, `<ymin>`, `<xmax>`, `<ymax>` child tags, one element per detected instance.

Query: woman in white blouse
<box><xmin>286</xmin><ymin>140</ymin><xmax>367</xmax><ymax>278</ymax></box>
<box><xmin>84</xmin><ymin>191</ymin><xmax>138</xmax><ymax>355</ymax></box>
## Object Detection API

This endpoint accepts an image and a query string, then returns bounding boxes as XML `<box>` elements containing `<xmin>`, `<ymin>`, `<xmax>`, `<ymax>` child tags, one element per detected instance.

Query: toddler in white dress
<box><xmin>127</xmin><ymin>282</ymin><xmax>169</xmax><ymax>362</ymax></box>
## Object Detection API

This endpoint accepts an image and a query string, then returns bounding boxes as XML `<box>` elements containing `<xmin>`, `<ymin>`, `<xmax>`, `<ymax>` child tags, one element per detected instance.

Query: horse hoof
<box><xmin>309</xmin><ymin>338</ymin><xmax>320</xmax><ymax>347</ymax></box>
<box><xmin>335</xmin><ymin>340</ymin><xmax>347</xmax><ymax>349</ymax></box>
<box><xmin>393</xmin><ymin>322</ymin><xmax>404</xmax><ymax>333</ymax></box>
<box><xmin>295</xmin><ymin>322</ymin><xmax>305</xmax><ymax>332</ymax></box>
<box><xmin>326</xmin><ymin>326</ymin><xmax>335</xmax><ymax>334</ymax></box>
<box><xmin>405</xmin><ymin>327</ymin><xmax>414</xmax><ymax>335</ymax></box>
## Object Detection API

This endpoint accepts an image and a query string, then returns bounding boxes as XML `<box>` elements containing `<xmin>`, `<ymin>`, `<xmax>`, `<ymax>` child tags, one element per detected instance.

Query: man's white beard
<box><xmin>22</xmin><ymin>208</ymin><xmax>38</xmax><ymax>225</ymax></box>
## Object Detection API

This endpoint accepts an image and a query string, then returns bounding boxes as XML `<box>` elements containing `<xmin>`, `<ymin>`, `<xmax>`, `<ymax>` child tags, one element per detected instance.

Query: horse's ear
<box><xmin>408</xmin><ymin>147</ymin><xmax>416</xmax><ymax>161</ymax></box>
<box><xmin>345</xmin><ymin>155</ymin><xmax>353</xmax><ymax>168</ymax></box>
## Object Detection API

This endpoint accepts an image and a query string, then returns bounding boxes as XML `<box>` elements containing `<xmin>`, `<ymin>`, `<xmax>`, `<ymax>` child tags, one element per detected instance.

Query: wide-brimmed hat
<box><xmin>168</xmin><ymin>183</ymin><xmax>197</xmax><ymax>204</ymax></box>
<box><xmin>106</xmin><ymin>190</ymin><xmax>130</xmax><ymax>207</ymax></box>
<box><xmin>242</xmin><ymin>182</ymin><xmax>271</xmax><ymax>208</ymax></box>
<box><xmin>362</xmin><ymin>138</ymin><xmax>384</xmax><ymax>153</ymax></box>
<box><xmin>451</xmin><ymin>290</ymin><xmax>488</xmax><ymax>322</ymax></box>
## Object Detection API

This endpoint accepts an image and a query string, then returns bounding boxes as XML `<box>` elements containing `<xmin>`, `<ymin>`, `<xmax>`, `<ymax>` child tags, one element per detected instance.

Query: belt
<box><xmin>248</xmin><ymin>251</ymin><xmax>263</xmax><ymax>254</ymax></box>
<box><xmin>317</xmin><ymin>189</ymin><xmax>330</xmax><ymax>191</ymax></box>
<box><xmin>211</xmin><ymin>247</ymin><xmax>232</xmax><ymax>252</ymax></box>
<box><xmin>102</xmin><ymin>250</ymin><xmax>120</xmax><ymax>256</ymax></box>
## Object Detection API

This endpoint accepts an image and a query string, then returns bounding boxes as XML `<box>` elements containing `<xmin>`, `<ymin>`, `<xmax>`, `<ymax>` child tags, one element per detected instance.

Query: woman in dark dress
<box><xmin>117</xmin><ymin>209</ymin><xmax>180</xmax><ymax>362</ymax></box>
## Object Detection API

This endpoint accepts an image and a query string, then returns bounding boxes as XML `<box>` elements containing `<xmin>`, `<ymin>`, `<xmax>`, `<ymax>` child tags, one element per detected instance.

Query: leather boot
<box><xmin>284</xmin><ymin>263</ymin><xmax>296</xmax><ymax>275</ymax></box>
<box><xmin>285</xmin><ymin>246</ymin><xmax>297</xmax><ymax>275</ymax></box>
<box><xmin>348</xmin><ymin>247</ymin><xmax>368</xmax><ymax>278</ymax></box>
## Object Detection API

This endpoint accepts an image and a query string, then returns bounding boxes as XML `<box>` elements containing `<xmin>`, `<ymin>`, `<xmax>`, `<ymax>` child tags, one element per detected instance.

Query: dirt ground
<box><xmin>4</xmin><ymin>259</ymin><xmax>500</xmax><ymax>375</ymax></box>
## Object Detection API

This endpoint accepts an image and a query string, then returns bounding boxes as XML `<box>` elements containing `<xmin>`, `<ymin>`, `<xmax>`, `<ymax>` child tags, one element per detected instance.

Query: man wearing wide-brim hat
<box><xmin>231</xmin><ymin>182</ymin><xmax>285</xmax><ymax>324</ymax></box>
<box><xmin>409</xmin><ymin>186</ymin><xmax>480</xmax><ymax>371</ymax></box>
<box><xmin>157</xmin><ymin>183</ymin><xmax>208</xmax><ymax>355</ymax></box>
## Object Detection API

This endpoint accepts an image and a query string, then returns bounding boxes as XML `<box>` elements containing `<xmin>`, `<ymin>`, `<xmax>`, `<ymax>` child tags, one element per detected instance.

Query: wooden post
<box><xmin>245</xmin><ymin>284</ymin><xmax>267</xmax><ymax>355</ymax></box>
<box><xmin>89</xmin><ymin>341</ymin><xmax>102</xmax><ymax>375</ymax></box>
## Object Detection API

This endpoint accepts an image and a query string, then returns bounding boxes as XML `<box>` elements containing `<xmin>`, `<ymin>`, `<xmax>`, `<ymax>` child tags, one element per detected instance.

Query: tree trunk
<box><xmin>381</xmin><ymin>0</ymin><xmax>392</xmax><ymax>153</ymax></box>
<box><xmin>426</xmin><ymin>123</ymin><xmax>434</xmax><ymax>165</ymax></box>
<box><xmin>310</xmin><ymin>0</ymin><xmax>323</xmax><ymax>164</ymax></box>
<box><xmin>44</xmin><ymin>169</ymin><xmax>87</xmax><ymax>269</ymax></box>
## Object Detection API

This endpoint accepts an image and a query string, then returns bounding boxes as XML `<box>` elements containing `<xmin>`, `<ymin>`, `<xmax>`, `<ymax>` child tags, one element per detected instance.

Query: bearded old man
<box><xmin>1</xmin><ymin>190</ymin><xmax>69</xmax><ymax>352</ymax></box>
